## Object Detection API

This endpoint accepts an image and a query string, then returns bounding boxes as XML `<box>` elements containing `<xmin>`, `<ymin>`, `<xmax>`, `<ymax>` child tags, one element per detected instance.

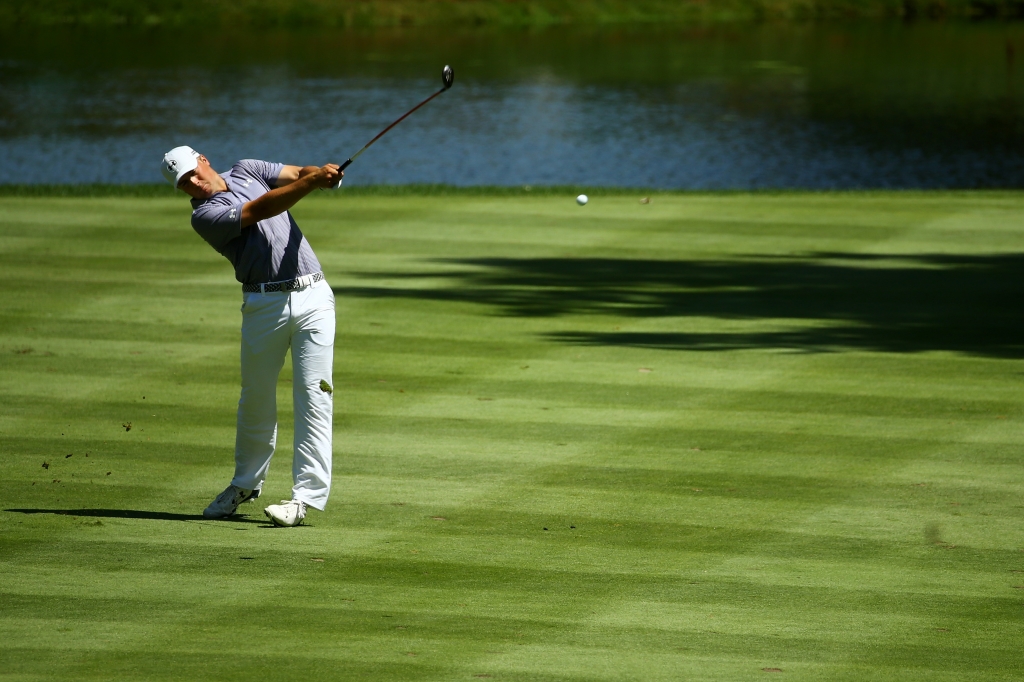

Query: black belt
<box><xmin>242</xmin><ymin>272</ymin><xmax>324</xmax><ymax>293</ymax></box>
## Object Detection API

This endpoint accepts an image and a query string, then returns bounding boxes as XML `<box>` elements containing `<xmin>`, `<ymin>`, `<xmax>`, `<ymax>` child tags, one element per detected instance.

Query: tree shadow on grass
<box><xmin>5</xmin><ymin>508</ymin><xmax>265</xmax><ymax>524</ymax></box>
<box><xmin>334</xmin><ymin>252</ymin><xmax>1024</xmax><ymax>357</ymax></box>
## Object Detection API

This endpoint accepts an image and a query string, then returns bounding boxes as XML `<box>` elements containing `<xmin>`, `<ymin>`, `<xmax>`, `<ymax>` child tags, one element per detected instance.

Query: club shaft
<box><xmin>342</xmin><ymin>86</ymin><xmax>447</xmax><ymax>167</ymax></box>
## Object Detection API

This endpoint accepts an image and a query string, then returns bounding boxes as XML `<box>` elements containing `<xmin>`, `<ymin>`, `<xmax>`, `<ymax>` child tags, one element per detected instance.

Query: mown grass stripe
<box><xmin>2</xmin><ymin>192</ymin><xmax>1023</xmax><ymax>680</ymax></box>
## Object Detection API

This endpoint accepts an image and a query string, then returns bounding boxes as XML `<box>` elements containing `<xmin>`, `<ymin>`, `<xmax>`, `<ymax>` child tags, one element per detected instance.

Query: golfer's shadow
<box><xmin>5</xmin><ymin>508</ymin><xmax>265</xmax><ymax>524</ymax></box>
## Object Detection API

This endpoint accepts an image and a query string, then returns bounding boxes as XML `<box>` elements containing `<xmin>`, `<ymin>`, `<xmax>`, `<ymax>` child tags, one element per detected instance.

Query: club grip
<box><xmin>328</xmin><ymin>159</ymin><xmax>352</xmax><ymax>190</ymax></box>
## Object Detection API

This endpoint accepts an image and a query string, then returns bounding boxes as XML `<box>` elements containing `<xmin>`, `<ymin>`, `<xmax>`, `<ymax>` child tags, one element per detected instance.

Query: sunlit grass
<box><xmin>1</xmin><ymin>191</ymin><xmax>1023</xmax><ymax>681</ymax></box>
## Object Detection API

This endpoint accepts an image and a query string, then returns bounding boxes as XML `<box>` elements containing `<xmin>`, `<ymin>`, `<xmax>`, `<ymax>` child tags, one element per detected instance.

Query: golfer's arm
<box><xmin>274</xmin><ymin>165</ymin><xmax>317</xmax><ymax>187</ymax></box>
<box><xmin>240</xmin><ymin>174</ymin><xmax>319</xmax><ymax>227</ymax></box>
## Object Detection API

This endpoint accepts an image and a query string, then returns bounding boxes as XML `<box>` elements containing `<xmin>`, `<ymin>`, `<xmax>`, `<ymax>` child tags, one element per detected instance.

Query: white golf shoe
<box><xmin>264</xmin><ymin>499</ymin><xmax>307</xmax><ymax>527</ymax></box>
<box><xmin>202</xmin><ymin>484</ymin><xmax>260</xmax><ymax>519</ymax></box>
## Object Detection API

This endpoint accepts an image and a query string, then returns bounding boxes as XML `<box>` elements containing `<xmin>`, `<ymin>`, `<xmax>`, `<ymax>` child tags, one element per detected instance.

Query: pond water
<box><xmin>1</xmin><ymin>24</ymin><xmax>1022</xmax><ymax>188</ymax></box>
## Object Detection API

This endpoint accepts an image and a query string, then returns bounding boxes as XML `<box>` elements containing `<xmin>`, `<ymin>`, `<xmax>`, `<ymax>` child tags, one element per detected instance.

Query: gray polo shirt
<box><xmin>190</xmin><ymin>159</ymin><xmax>322</xmax><ymax>285</ymax></box>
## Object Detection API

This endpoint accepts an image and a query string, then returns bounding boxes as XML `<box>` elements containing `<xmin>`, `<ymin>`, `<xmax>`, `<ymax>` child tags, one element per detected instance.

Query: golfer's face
<box><xmin>177</xmin><ymin>157</ymin><xmax>217</xmax><ymax>199</ymax></box>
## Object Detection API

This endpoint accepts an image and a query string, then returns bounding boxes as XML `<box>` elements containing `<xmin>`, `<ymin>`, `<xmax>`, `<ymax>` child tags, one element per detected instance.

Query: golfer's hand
<box><xmin>313</xmin><ymin>164</ymin><xmax>343</xmax><ymax>189</ymax></box>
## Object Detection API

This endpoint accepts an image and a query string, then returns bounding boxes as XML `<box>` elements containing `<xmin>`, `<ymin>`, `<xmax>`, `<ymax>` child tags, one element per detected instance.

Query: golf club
<box><xmin>330</xmin><ymin>65</ymin><xmax>454</xmax><ymax>188</ymax></box>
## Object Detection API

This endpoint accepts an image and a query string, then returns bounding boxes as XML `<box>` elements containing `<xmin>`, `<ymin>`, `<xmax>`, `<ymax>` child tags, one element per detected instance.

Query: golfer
<box><xmin>161</xmin><ymin>146</ymin><xmax>342</xmax><ymax>527</ymax></box>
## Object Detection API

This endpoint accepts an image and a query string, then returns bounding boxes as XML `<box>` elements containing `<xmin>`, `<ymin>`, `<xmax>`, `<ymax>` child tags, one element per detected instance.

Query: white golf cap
<box><xmin>161</xmin><ymin>145</ymin><xmax>200</xmax><ymax>185</ymax></box>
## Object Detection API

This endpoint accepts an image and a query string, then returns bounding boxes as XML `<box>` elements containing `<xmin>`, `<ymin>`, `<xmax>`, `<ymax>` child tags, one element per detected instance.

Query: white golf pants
<box><xmin>230</xmin><ymin>278</ymin><xmax>335</xmax><ymax>510</ymax></box>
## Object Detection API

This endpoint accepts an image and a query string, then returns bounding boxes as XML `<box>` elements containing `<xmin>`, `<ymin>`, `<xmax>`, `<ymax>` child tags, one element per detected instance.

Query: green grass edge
<box><xmin>2</xmin><ymin>184</ymin><xmax>1023</xmax><ymax>198</ymax></box>
<box><xmin>0</xmin><ymin>184</ymin><xmax>652</xmax><ymax>198</ymax></box>
<box><xmin>3</xmin><ymin>0</ymin><xmax>1024</xmax><ymax>30</ymax></box>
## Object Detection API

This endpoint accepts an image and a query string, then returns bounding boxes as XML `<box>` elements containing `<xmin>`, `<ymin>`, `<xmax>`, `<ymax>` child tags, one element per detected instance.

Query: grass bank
<box><xmin>2</xmin><ymin>0</ymin><xmax>1023</xmax><ymax>28</ymax></box>
<box><xmin>1</xmin><ymin>191</ymin><xmax>1023</xmax><ymax>680</ymax></box>
<box><xmin>0</xmin><ymin>184</ymin><xmax>658</xmax><ymax>198</ymax></box>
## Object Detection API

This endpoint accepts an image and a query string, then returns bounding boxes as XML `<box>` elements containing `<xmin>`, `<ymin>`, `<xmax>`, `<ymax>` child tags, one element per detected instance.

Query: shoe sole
<box><xmin>203</xmin><ymin>489</ymin><xmax>262</xmax><ymax>519</ymax></box>
<box><xmin>202</xmin><ymin>511</ymin><xmax>236</xmax><ymax>519</ymax></box>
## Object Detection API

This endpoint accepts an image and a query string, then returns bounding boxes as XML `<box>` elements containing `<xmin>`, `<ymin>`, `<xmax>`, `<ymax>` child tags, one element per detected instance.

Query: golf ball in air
<box><xmin>576</xmin><ymin>194</ymin><xmax>588</xmax><ymax>206</ymax></box>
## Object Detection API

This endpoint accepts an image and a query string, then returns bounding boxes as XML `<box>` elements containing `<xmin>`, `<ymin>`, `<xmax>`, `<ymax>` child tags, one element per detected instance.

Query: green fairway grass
<box><xmin>1</xmin><ymin>190</ymin><xmax>1023</xmax><ymax>680</ymax></box>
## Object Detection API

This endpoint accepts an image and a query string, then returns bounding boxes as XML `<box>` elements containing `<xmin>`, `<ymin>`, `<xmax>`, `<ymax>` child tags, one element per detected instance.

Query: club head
<box><xmin>442</xmin><ymin>65</ymin><xmax>454</xmax><ymax>90</ymax></box>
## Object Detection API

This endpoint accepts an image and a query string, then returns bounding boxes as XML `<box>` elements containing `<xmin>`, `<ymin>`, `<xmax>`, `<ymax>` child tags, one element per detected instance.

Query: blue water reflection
<box><xmin>1</xmin><ymin>26</ymin><xmax>1021</xmax><ymax>188</ymax></box>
